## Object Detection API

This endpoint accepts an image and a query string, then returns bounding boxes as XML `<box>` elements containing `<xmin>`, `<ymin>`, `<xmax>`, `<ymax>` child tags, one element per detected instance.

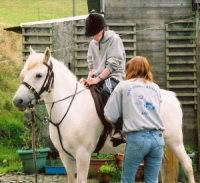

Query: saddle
<box><xmin>89</xmin><ymin>85</ymin><xmax>126</xmax><ymax>153</ymax></box>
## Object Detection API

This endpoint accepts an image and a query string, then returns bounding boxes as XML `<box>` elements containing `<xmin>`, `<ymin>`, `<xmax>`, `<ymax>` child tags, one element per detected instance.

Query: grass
<box><xmin>0</xmin><ymin>144</ymin><xmax>23</xmax><ymax>173</ymax></box>
<box><xmin>0</xmin><ymin>0</ymin><xmax>88</xmax><ymax>28</ymax></box>
<box><xmin>0</xmin><ymin>0</ymin><xmax>87</xmax><ymax>173</ymax></box>
<box><xmin>0</xmin><ymin>60</ymin><xmax>24</xmax><ymax>173</ymax></box>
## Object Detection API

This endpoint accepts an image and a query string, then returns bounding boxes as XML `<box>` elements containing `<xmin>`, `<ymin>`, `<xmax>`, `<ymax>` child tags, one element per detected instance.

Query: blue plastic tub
<box><xmin>44</xmin><ymin>165</ymin><xmax>67</xmax><ymax>174</ymax></box>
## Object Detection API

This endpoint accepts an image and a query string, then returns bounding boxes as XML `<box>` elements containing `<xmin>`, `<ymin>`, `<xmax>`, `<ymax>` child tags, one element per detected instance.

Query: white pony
<box><xmin>12</xmin><ymin>47</ymin><xmax>195</xmax><ymax>183</ymax></box>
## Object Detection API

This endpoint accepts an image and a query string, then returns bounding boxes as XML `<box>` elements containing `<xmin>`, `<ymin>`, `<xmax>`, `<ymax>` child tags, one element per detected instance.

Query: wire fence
<box><xmin>0</xmin><ymin>16</ymin><xmax>197</xmax><ymax>64</ymax></box>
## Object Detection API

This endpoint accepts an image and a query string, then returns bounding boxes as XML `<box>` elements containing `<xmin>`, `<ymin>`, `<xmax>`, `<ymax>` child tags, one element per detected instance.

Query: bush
<box><xmin>0</xmin><ymin>119</ymin><xmax>24</xmax><ymax>147</ymax></box>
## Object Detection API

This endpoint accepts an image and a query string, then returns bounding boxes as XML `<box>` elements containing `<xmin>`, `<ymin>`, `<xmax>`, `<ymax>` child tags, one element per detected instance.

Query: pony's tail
<box><xmin>160</xmin><ymin>146</ymin><xmax>178</xmax><ymax>183</ymax></box>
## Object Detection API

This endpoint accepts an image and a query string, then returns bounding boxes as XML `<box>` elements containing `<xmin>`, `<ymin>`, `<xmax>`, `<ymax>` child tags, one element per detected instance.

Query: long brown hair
<box><xmin>125</xmin><ymin>56</ymin><xmax>153</xmax><ymax>82</ymax></box>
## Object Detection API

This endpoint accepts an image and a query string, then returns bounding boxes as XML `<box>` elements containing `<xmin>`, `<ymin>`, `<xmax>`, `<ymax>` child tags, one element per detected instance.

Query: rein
<box><xmin>38</xmin><ymin>88</ymin><xmax>85</xmax><ymax>105</ymax></box>
<box><xmin>22</xmin><ymin>61</ymin><xmax>85</xmax><ymax>159</ymax></box>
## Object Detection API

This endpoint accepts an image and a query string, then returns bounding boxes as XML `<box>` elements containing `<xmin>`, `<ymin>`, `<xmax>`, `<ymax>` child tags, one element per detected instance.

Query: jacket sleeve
<box><xmin>104</xmin><ymin>84</ymin><xmax>122</xmax><ymax>123</ymax></box>
<box><xmin>106</xmin><ymin>35</ymin><xmax>125</xmax><ymax>72</ymax></box>
<box><xmin>87</xmin><ymin>42</ymin><xmax>93</xmax><ymax>70</ymax></box>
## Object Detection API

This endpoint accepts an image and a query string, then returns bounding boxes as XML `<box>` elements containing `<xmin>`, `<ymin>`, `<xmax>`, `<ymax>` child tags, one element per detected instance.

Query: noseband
<box><xmin>22</xmin><ymin>61</ymin><xmax>54</xmax><ymax>101</ymax></box>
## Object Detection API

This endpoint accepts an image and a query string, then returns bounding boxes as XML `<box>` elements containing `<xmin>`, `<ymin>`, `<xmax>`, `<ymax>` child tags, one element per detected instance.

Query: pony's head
<box><xmin>13</xmin><ymin>47</ymin><xmax>53</xmax><ymax>111</ymax></box>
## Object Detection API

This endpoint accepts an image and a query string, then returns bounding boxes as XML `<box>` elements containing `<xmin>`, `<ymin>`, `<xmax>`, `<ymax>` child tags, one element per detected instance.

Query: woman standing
<box><xmin>104</xmin><ymin>56</ymin><xmax>165</xmax><ymax>183</ymax></box>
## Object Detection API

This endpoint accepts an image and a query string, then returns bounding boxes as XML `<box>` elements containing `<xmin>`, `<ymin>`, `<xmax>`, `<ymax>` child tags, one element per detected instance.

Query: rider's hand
<box><xmin>79</xmin><ymin>78</ymin><xmax>86</xmax><ymax>85</ymax></box>
<box><xmin>86</xmin><ymin>77</ymin><xmax>101</xmax><ymax>85</ymax></box>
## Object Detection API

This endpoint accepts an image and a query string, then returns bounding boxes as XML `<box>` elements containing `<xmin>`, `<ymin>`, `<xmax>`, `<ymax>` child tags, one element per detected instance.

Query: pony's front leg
<box><xmin>59</xmin><ymin>153</ymin><xmax>77</xmax><ymax>183</ymax></box>
<box><xmin>76</xmin><ymin>148</ymin><xmax>91</xmax><ymax>183</ymax></box>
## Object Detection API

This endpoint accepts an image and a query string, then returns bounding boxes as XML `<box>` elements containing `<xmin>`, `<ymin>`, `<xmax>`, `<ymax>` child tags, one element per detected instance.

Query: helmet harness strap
<box><xmin>99</xmin><ymin>30</ymin><xmax>105</xmax><ymax>50</ymax></box>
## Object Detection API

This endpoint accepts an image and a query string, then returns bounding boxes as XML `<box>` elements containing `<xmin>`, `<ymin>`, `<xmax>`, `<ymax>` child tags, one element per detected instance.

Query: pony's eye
<box><xmin>36</xmin><ymin>73</ymin><xmax>42</xmax><ymax>78</ymax></box>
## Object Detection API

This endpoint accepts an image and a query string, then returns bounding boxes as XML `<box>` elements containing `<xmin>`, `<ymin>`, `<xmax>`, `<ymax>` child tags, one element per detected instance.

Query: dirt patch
<box><xmin>0</xmin><ymin>28</ymin><xmax>22</xmax><ymax>64</ymax></box>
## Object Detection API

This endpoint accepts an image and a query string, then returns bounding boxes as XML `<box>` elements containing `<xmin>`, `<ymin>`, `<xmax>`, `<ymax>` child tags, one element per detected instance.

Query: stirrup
<box><xmin>110</xmin><ymin>130</ymin><xmax>126</xmax><ymax>147</ymax></box>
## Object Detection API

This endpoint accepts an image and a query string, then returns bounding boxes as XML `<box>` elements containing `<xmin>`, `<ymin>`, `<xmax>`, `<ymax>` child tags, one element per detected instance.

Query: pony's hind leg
<box><xmin>176</xmin><ymin>146</ymin><xmax>194</xmax><ymax>183</ymax></box>
<box><xmin>160</xmin><ymin>90</ymin><xmax>195</xmax><ymax>183</ymax></box>
<box><xmin>165</xmin><ymin>140</ymin><xmax>195</xmax><ymax>183</ymax></box>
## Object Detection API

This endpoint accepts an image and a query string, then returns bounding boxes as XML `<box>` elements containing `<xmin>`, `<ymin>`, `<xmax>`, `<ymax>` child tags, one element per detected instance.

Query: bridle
<box><xmin>22</xmin><ymin>61</ymin><xmax>54</xmax><ymax>101</ymax></box>
<box><xmin>22</xmin><ymin>60</ymin><xmax>85</xmax><ymax>159</ymax></box>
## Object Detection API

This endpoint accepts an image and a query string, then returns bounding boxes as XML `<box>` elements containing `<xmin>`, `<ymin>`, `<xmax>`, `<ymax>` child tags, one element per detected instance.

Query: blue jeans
<box><xmin>121</xmin><ymin>130</ymin><xmax>165</xmax><ymax>183</ymax></box>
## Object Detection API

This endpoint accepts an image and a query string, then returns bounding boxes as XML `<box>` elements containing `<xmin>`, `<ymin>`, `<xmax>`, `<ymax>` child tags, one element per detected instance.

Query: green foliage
<box><xmin>3</xmin><ymin>100</ymin><xmax>13</xmax><ymax>111</ymax></box>
<box><xmin>21</xmin><ymin>117</ymin><xmax>47</xmax><ymax>150</ymax></box>
<box><xmin>0</xmin><ymin>61</ymin><xmax>24</xmax><ymax>149</ymax></box>
<box><xmin>99</xmin><ymin>163</ymin><xmax>122</xmax><ymax>181</ymax></box>
<box><xmin>184</xmin><ymin>145</ymin><xmax>198</xmax><ymax>172</ymax></box>
<box><xmin>0</xmin><ymin>144</ymin><xmax>23</xmax><ymax>173</ymax></box>
<box><xmin>110</xmin><ymin>168</ymin><xmax>122</xmax><ymax>182</ymax></box>
<box><xmin>99</xmin><ymin>163</ymin><xmax>117</xmax><ymax>173</ymax></box>
<box><xmin>0</xmin><ymin>62</ymin><xmax>23</xmax><ymax>120</ymax></box>
<box><xmin>0</xmin><ymin>0</ymin><xmax>87</xmax><ymax>174</ymax></box>
<box><xmin>184</xmin><ymin>145</ymin><xmax>197</xmax><ymax>154</ymax></box>
<box><xmin>46</xmin><ymin>157</ymin><xmax>63</xmax><ymax>166</ymax></box>
<box><xmin>0</xmin><ymin>118</ymin><xmax>23</xmax><ymax>147</ymax></box>
<box><xmin>91</xmin><ymin>153</ymin><xmax>115</xmax><ymax>159</ymax></box>
<box><xmin>0</xmin><ymin>52</ymin><xmax>24</xmax><ymax>173</ymax></box>
<box><xmin>192</xmin><ymin>160</ymin><xmax>198</xmax><ymax>172</ymax></box>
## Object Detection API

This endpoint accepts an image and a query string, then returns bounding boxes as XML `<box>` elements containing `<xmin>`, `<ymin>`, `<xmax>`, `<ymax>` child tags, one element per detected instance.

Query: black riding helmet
<box><xmin>85</xmin><ymin>13</ymin><xmax>107</xmax><ymax>37</ymax></box>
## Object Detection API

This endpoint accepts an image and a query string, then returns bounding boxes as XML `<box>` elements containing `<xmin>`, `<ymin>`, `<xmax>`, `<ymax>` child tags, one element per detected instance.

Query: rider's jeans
<box><xmin>121</xmin><ymin>130</ymin><xmax>165</xmax><ymax>183</ymax></box>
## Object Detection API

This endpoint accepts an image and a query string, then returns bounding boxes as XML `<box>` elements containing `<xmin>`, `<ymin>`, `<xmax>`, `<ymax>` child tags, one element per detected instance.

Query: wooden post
<box><xmin>195</xmin><ymin>8</ymin><xmax>200</xmax><ymax>168</ymax></box>
<box><xmin>73</xmin><ymin>0</ymin><xmax>76</xmax><ymax>16</ymax></box>
<box><xmin>31</xmin><ymin>107</ymin><xmax>38</xmax><ymax>183</ymax></box>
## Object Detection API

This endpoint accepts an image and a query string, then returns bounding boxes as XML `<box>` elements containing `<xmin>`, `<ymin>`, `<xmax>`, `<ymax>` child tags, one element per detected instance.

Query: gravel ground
<box><xmin>0</xmin><ymin>172</ymin><xmax>200</xmax><ymax>183</ymax></box>
<box><xmin>0</xmin><ymin>172</ymin><xmax>68</xmax><ymax>183</ymax></box>
<box><xmin>0</xmin><ymin>172</ymin><xmax>100</xmax><ymax>183</ymax></box>
<box><xmin>0</xmin><ymin>172</ymin><xmax>144</xmax><ymax>183</ymax></box>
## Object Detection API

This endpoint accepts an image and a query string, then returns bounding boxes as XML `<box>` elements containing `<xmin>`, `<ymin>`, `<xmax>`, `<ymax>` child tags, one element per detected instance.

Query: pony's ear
<box><xmin>29</xmin><ymin>46</ymin><xmax>36</xmax><ymax>55</ymax></box>
<box><xmin>44</xmin><ymin>47</ymin><xmax>51</xmax><ymax>63</ymax></box>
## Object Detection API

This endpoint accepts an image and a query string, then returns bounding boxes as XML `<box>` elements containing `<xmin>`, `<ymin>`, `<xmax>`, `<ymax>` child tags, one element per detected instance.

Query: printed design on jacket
<box><xmin>127</xmin><ymin>84</ymin><xmax>158</xmax><ymax>116</ymax></box>
<box><xmin>144</xmin><ymin>102</ymin><xmax>156</xmax><ymax>112</ymax></box>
